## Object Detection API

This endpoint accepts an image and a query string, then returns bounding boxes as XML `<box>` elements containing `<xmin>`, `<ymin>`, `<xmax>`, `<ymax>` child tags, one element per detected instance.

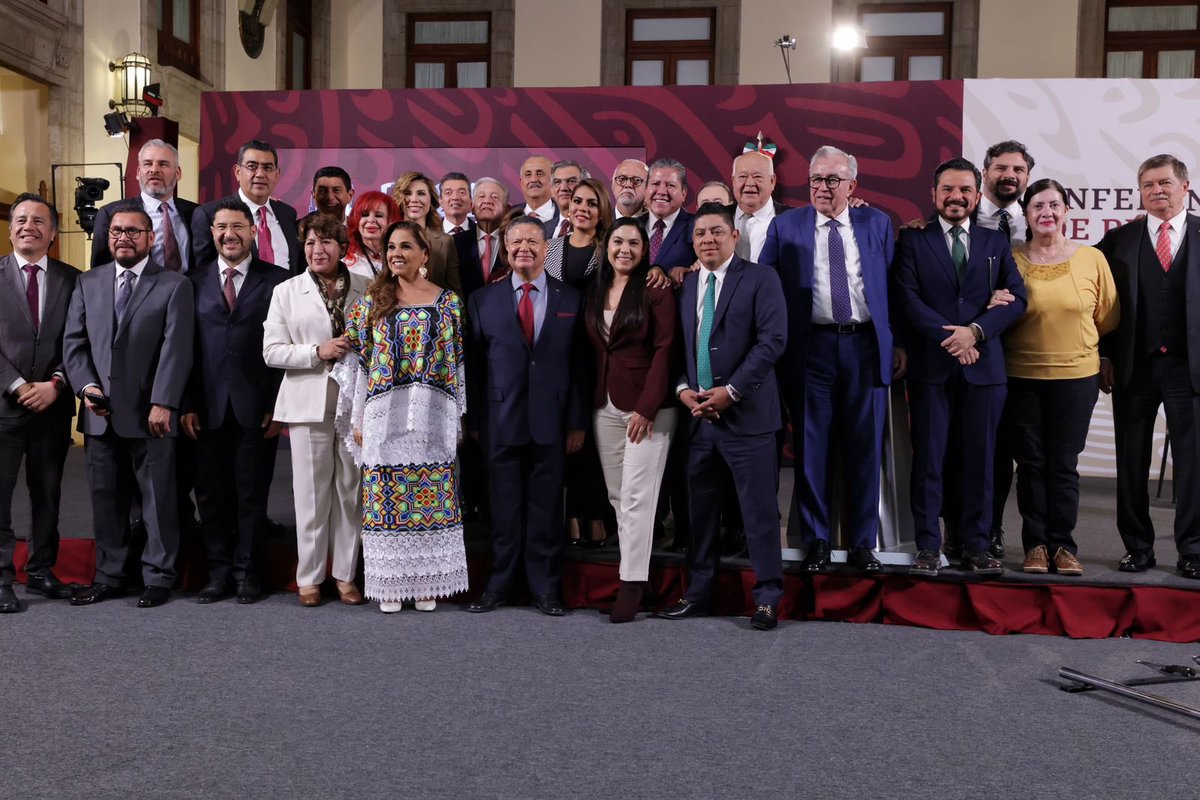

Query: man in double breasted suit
<box><xmin>63</xmin><ymin>202</ymin><xmax>194</xmax><ymax>607</ymax></box>
<box><xmin>0</xmin><ymin>194</ymin><xmax>80</xmax><ymax>612</ymax></box>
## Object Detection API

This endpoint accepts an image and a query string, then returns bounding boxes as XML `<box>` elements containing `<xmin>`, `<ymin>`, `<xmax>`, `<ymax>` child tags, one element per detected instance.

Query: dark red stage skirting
<box><xmin>15</xmin><ymin>539</ymin><xmax>1200</xmax><ymax>643</ymax></box>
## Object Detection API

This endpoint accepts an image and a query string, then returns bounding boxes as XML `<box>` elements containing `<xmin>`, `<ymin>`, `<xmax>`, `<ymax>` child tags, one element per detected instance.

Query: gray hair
<box><xmin>472</xmin><ymin>176</ymin><xmax>509</xmax><ymax>203</ymax></box>
<box><xmin>138</xmin><ymin>138</ymin><xmax>180</xmax><ymax>163</ymax></box>
<box><xmin>733</xmin><ymin>150</ymin><xmax>775</xmax><ymax>177</ymax></box>
<box><xmin>551</xmin><ymin>159</ymin><xmax>589</xmax><ymax>179</ymax></box>
<box><xmin>811</xmin><ymin>145</ymin><xmax>858</xmax><ymax>179</ymax></box>
<box><xmin>612</xmin><ymin>159</ymin><xmax>648</xmax><ymax>181</ymax></box>
<box><xmin>648</xmin><ymin>157</ymin><xmax>687</xmax><ymax>186</ymax></box>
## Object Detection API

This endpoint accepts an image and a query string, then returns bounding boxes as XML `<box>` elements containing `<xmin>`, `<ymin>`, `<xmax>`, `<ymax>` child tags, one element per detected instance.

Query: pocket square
<box><xmin>556</xmin><ymin>311</ymin><xmax>575</xmax><ymax>318</ymax></box>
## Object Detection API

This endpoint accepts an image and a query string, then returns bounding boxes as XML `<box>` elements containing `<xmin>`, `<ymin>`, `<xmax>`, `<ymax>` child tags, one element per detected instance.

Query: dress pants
<box><xmin>593</xmin><ymin>401</ymin><xmax>675</xmax><ymax>581</ymax></box>
<box><xmin>0</xmin><ymin>411</ymin><xmax>71</xmax><ymax>585</ymax></box>
<box><xmin>684</xmin><ymin>422</ymin><xmax>783</xmax><ymax>608</ymax></box>
<box><xmin>194</xmin><ymin>405</ymin><xmax>278</xmax><ymax>582</ymax></box>
<box><xmin>1113</xmin><ymin>354</ymin><xmax>1200</xmax><ymax>556</ymax></box>
<box><xmin>288</xmin><ymin>416</ymin><xmax>361</xmax><ymax>587</ymax></box>
<box><xmin>1010</xmin><ymin>375</ymin><xmax>1098</xmax><ymax>555</ymax></box>
<box><xmin>84</xmin><ymin>431</ymin><xmax>179</xmax><ymax>589</ymax></box>
<box><xmin>486</xmin><ymin>441</ymin><xmax>565</xmax><ymax>597</ymax></box>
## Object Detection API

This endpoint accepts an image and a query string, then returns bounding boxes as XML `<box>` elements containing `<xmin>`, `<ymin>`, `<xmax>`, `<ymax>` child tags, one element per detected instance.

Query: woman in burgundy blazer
<box><xmin>584</xmin><ymin>217</ymin><xmax>677</xmax><ymax>622</ymax></box>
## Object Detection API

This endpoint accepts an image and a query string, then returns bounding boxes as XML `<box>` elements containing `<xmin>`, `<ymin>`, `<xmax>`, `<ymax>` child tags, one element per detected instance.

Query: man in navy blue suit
<box><xmin>180</xmin><ymin>198</ymin><xmax>287</xmax><ymax>604</ymax></box>
<box><xmin>465</xmin><ymin>215</ymin><xmax>588</xmax><ymax>616</ymax></box>
<box><xmin>760</xmin><ymin>145</ymin><xmax>903</xmax><ymax>574</ymax></box>
<box><xmin>893</xmin><ymin>158</ymin><xmax>1027</xmax><ymax>577</ymax></box>
<box><xmin>653</xmin><ymin>203</ymin><xmax>787</xmax><ymax>630</ymax></box>
<box><xmin>645</xmin><ymin>158</ymin><xmax>694</xmax><ymax>272</ymax></box>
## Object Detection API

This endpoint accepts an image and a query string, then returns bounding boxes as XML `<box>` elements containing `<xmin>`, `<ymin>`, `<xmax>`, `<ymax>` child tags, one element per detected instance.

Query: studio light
<box><xmin>103</xmin><ymin>111</ymin><xmax>128</xmax><ymax>138</ymax></box>
<box><xmin>831</xmin><ymin>25</ymin><xmax>866</xmax><ymax>52</ymax></box>
<box><xmin>74</xmin><ymin>177</ymin><xmax>110</xmax><ymax>235</ymax></box>
<box><xmin>108</xmin><ymin>52</ymin><xmax>153</xmax><ymax>118</ymax></box>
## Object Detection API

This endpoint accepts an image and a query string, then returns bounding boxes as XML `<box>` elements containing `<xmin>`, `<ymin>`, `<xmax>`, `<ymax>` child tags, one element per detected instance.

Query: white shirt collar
<box><xmin>979</xmin><ymin>194</ymin><xmax>1020</xmax><ymax>220</ymax></box>
<box><xmin>525</xmin><ymin>199</ymin><xmax>555</xmax><ymax>221</ymax></box>
<box><xmin>238</xmin><ymin>189</ymin><xmax>270</xmax><ymax>216</ymax></box>
<box><xmin>16</xmin><ymin>254</ymin><xmax>49</xmax><ymax>270</ymax></box>
<box><xmin>700</xmin><ymin>254</ymin><xmax>734</xmax><ymax>279</ymax></box>
<box><xmin>218</xmin><ymin>255</ymin><xmax>252</xmax><ymax>275</ymax></box>
<box><xmin>1150</xmin><ymin>208</ymin><xmax>1189</xmax><ymax>234</ymax></box>
<box><xmin>141</xmin><ymin>191</ymin><xmax>174</xmax><ymax>213</ymax></box>
<box><xmin>117</xmin><ymin>256</ymin><xmax>150</xmax><ymax>279</ymax></box>
<box><xmin>736</xmin><ymin>202</ymin><xmax>776</xmax><ymax>224</ymax></box>
<box><xmin>938</xmin><ymin>215</ymin><xmax>971</xmax><ymax>236</ymax></box>
<box><xmin>443</xmin><ymin>216</ymin><xmax>470</xmax><ymax>234</ymax></box>
<box><xmin>817</xmin><ymin>205</ymin><xmax>852</xmax><ymax>228</ymax></box>
<box><xmin>649</xmin><ymin>207</ymin><xmax>682</xmax><ymax>228</ymax></box>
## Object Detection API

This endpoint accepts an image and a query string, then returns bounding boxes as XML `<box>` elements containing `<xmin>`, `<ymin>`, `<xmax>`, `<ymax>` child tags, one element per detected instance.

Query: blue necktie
<box><xmin>115</xmin><ymin>270</ymin><xmax>135</xmax><ymax>325</ymax></box>
<box><xmin>697</xmin><ymin>272</ymin><xmax>716</xmax><ymax>390</ymax></box>
<box><xmin>827</xmin><ymin>219</ymin><xmax>852</xmax><ymax>324</ymax></box>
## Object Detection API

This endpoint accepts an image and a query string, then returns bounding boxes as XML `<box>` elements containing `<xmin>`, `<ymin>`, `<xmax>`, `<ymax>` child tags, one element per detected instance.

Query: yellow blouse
<box><xmin>1004</xmin><ymin>245</ymin><xmax>1121</xmax><ymax>380</ymax></box>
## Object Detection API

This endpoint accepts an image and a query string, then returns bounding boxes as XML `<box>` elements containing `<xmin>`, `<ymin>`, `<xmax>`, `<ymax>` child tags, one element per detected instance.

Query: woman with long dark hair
<box><xmin>585</xmin><ymin>217</ymin><xmax>677</xmax><ymax>621</ymax></box>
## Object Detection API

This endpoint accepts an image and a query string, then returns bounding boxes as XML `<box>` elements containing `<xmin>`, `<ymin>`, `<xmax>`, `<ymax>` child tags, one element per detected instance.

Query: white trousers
<box><xmin>288</xmin><ymin>417</ymin><xmax>362</xmax><ymax>587</ymax></box>
<box><xmin>593</xmin><ymin>400</ymin><xmax>675</xmax><ymax>581</ymax></box>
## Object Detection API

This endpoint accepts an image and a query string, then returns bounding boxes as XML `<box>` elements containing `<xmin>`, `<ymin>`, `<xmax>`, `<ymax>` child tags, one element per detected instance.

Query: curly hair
<box><xmin>390</xmin><ymin>171</ymin><xmax>441</xmax><ymax>230</ymax></box>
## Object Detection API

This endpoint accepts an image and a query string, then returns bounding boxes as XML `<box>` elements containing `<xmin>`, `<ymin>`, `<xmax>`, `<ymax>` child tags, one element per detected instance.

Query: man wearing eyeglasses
<box><xmin>760</xmin><ymin>145</ymin><xmax>903</xmax><ymax>574</ymax></box>
<box><xmin>611</xmin><ymin>159</ymin><xmax>648</xmax><ymax>219</ymax></box>
<box><xmin>191</xmin><ymin>139</ymin><xmax>304</xmax><ymax>275</ymax></box>
<box><xmin>91</xmin><ymin>139</ymin><xmax>198</xmax><ymax>272</ymax></box>
<box><xmin>64</xmin><ymin>203</ymin><xmax>194</xmax><ymax>608</ymax></box>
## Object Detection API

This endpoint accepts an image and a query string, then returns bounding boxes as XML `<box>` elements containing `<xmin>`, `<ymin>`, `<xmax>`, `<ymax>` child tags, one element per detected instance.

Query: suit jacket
<box><xmin>1098</xmin><ymin>213</ymin><xmax>1200</xmax><ymax>391</ymax></box>
<box><xmin>185</xmin><ymin>257</ymin><xmax>288</xmax><ymax>429</ymax></box>
<box><xmin>453</xmin><ymin>226</ymin><xmax>492</xmax><ymax>299</ymax></box>
<box><xmin>760</xmin><ymin>205</ymin><xmax>896</xmax><ymax>403</ymax></box>
<box><xmin>586</xmin><ymin>285</ymin><xmax>676</xmax><ymax>418</ymax></box>
<box><xmin>426</xmin><ymin>227</ymin><xmax>464</xmax><ymax>298</ymax></box>
<box><xmin>676</xmin><ymin>256</ymin><xmax>787</xmax><ymax>436</ymax></box>
<box><xmin>543</xmin><ymin>235</ymin><xmax>599</xmax><ymax>285</ymax></box>
<box><xmin>0</xmin><ymin>254</ymin><xmax>80</xmax><ymax>421</ymax></box>
<box><xmin>892</xmin><ymin>222</ymin><xmax>1027</xmax><ymax>385</ymax></box>
<box><xmin>91</xmin><ymin>196</ymin><xmax>199</xmax><ymax>271</ymax></box>
<box><xmin>262</xmin><ymin>270</ymin><xmax>368</xmax><ymax>424</ymax></box>
<box><xmin>63</xmin><ymin>260</ymin><xmax>195</xmax><ymax>437</ymax></box>
<box><xmin>650</xmin><ymin>208</ymin><xmax>695</xmax><ymax>270</ymax></box>
<box><xmin>466</xmin><ymin>275</ymin><xmax>588</xmax><ymax>446</ymax></box>
<box><xmin>191</xmin><ymin>196</ymin><xmax>304</xmax><ymax>275</ymax></box>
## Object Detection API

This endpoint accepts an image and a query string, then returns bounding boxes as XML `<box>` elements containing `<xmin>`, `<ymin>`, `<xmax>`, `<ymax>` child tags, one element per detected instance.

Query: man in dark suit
<box><xmin>653</xmin><ymin>202</ymin><xmax>787</xmax><ymax>630</ymax></box>
<box><xmin>465</xmin><ymin>215</ymin><xmax>587</xmax><ymax>616</ymax></box>
<box><xmin>191</xmin><ymin>139</ymin><xmax>304</xmax><ymax>275</ymax></box>
<box><xmin>63</xmin><ymin>203</ymin><xmax>195</xmax><ymax>607</ymax></box>
<box><xmin>92</xmin><ymin>139</ymin><xmax>198</xmax><ymax>272</ymax></box>
<box><xmin>455</xmin><ymin>177</ymin><xmax>507</xmax><ymax>299</ymax></box>
<box><xmin>516</xmin><ymin>155</ymin><xmax>560</xmax><ymax>239</ymax></box>
<box><xmin>1098</xmin><ymin>153</ymin><xmax>1200</xmax><ymax>577</ymax></box>
<box><xmin>180</xmin><ymin>198</ymin><xmax>287</xmax><ymax>604</ymax></box>
<box><xmin>0</xmin><ymin>194</ymin><xmax>80</xmax><ymax>613</ymax></box>
<box><xmin>296</xmin><ymin>165</ymin><xmax>354</xmax><ymax>230</ymax></box>
<box><xmin>645</xmin><ymin>158</ymin><xmax>694</xmax><ymax>271</ymax></box>
<box><xmin>893</xmin><ymin>158</ymin><xmax>1026</xmax><ymax>577</ymax></box>
<box><xmin>760</xmin><ymin>145</ymin><xmax>902</xmax><ymax>574</ymax></box>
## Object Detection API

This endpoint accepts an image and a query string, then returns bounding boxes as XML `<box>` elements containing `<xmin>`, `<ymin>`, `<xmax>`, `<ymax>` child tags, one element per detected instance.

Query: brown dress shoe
<box><xmin>1053</xmin><ymin>547</ymin><xmax>1083</xmax><ymax>576</ymax></box>
<box><xmin>298</xmin><ymin>586</ymin><xmax>322</xmax><ymax>607</ymax></box>
<box><xmin>336</xmin><ymin>580</ymin><xmax>366</xmax><ymax>606</ymax></box>
<box><xmin>1023</xmin><ymin>545</ymin><xmax>1049</xmax><ymax>574</ymax></box>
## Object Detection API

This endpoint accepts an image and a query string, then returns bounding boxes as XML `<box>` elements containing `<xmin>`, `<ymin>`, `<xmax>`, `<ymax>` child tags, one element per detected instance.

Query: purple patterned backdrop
<box><xmin>199</xmin><ymin>82</ymin><xmax>964</xmax><ymax>225</ymax></box>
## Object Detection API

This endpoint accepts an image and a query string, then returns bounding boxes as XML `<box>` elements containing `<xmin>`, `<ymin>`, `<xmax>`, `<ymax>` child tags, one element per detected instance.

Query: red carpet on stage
<box><xmin>16</xmin><ymin>539</ymin><xmax>1200</xmax><ymax>643</ymax></box>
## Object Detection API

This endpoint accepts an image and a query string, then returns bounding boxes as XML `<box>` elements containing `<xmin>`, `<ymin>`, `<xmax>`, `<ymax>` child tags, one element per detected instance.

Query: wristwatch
<box><xmin>968</xmin><ymin>323</ymin><xmax>985</xmax><ymax>343</ymax></box>
<box><xmin>50</xmin><ymin>375</ymin><xmax>65</xmax><ymax>391</ymax></box>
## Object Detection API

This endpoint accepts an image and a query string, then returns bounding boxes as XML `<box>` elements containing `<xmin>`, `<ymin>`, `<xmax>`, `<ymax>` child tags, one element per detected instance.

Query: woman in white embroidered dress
<box><xmin>333</xmin><ymin>221</ymin><xmax>468</xmax><ymax>613</ymax></box>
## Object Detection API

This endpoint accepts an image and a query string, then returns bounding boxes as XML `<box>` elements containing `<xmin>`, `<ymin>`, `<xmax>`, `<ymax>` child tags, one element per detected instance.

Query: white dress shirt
<box><xmin>977</xmin><ymin>194</ymin><xmax>1026</xmax><ymax>243</ymax></box>
<box><xmin>443</xmin><ymin>216</ymin><xmax>472</xmax><ymax>235</ymax></box>
<box><xmin>676</xmin><ymin>255</ymin><xmax>741</xmax><ymax>399</ymax></box>
<box><xmin>1146</xmin><ymin>208</ymin><xmax>1187</xmax><ymax>259</ymax></box>
<box><xmin>939</xmin><ymin>215</ymin><xmax>972</xmax><ymax>261</ymax></box>
<box><xmin>735</xmin><ymin>202</ymin><xmax>777</xmax><ymax>262</ymax></box>
<box><xmin>812</xmin><ymin>207</ymin><xmax>870</xmax><ymax>324</ymax></box>
<box><xmin>142</xmin><ymin>191</ymin><xmax>190</xmax><ymax>271</ymax></box>
<box><xmin>524</xmin><ymin>199</ymin><xmax>556</xmax><ymax>221</ymax></box>
<box><xmin>238</xmin><ymin>189</ymin><xmax>291</xmax><ymax>270</ymax></box>
<box><xmin>647</xmin><ymin>207</ymin><xmax>683</xmax><ymax>241</ymax></box>
<box><xmin>218</xmin><ymin>255</ymin><xmax>251</xmax><ymax>299</ymax></box>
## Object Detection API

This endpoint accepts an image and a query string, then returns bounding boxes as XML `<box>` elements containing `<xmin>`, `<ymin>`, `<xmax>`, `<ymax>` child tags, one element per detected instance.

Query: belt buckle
<box><xmin>836</xmin><ymin>323</ymin><xmax>855</xmax><ymax>334</ymax></box>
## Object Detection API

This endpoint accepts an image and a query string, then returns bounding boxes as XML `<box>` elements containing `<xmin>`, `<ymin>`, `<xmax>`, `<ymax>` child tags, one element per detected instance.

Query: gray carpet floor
<box><xmin>3</xmin><ymin>596</ymin><xmax>1199</xmax><ymax>798</ymax></box>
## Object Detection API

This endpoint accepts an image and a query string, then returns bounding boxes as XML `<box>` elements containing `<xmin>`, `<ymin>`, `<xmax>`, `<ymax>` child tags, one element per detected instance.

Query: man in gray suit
<box><xmin>63</xmin><ymin>202</ymin><xmax>194</xmax><ymax>608</ymax></box>
<box><xmin>0</xmin><ymin>193</ymin><xmax>80</xmax><ymax>613</ymax></box>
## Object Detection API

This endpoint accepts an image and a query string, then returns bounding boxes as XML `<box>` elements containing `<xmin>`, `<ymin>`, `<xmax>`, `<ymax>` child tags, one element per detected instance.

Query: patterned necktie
<box><xmin>160</xmin><ymin>202</ymin><xmax>182</xmax><ymax>271</ymax></box>
<box><xmin>518</xmin><ymin>282</ymin><xmax>535</xmax><ymax>345</ymax></box>
<box><xmin>482</xmin><ymin>234</ymin><xmax>494</xmax><ymax>281</ymax></box>
<box><xmin>556</xmin><ymin>218</ymin><xmax>571</xmax><ymax>238</ymax></box>
<box><xmin>1156</xmin><ymin>221</ymin><xmax>1173</xmax><ymax>272</ymax></box>
<box><xmin>223</xmin><ymin>267</ymin><xmax>238</xmax><ymax>311</ymax></box>
<box><xmin>115</xmin><ymin>269</ymin><xmax>135</xmax><ymax>324</ymax></box>
<box><xmin>735</xmin><ymin>213</ymin><xmax>751</xmax><ymax>260</ymax></box>
<box><xmin>827</xmin><ymin>219</ymin><xmax>852</xmax><ymax>324</ymax></box>
<box><xmin>997</xmin><ymin>209</ymin><xmax>1011</xmax><ymax>242</ymax></box>
<box><xmin>697</xmin><ymin>271</ymin><xmax>716</xmax><ymax>390</ymax></box>
<box><xmin>256</xmin><ymin>206</ymin><xmax>276</xmax><ymax>266</ymax></box>
<box><xmin>649</xmin><ymin>219</ymin><xmax>666</xmax><ymax>265</ymax></box>
<box><xmin>22</xmin><ymin>264</ymin><xmax>39</xmax><ymax>331</ymax></box>
<box><xmin>950</xmin><ymin>224</ymin><xmax>968</xmax><ymax>280</ymax></box>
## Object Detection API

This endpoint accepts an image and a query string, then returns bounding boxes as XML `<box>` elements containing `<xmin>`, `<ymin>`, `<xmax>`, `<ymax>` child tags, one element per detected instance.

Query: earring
<box><xmin>419</xmin><ymin>266</ymin><xmax>428</xmax><ymax>279</ymax></box>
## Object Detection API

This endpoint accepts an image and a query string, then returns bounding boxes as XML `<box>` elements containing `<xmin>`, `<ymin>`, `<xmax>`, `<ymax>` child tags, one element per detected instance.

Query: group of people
<box><xmin>1</xmin><ymin>133</ymin><xmax>1196</xmax><ymax>633</ymax></box>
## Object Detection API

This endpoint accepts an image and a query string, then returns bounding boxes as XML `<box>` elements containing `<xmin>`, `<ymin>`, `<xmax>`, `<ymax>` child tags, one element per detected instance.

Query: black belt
<box><xmin>813</xmin><ymin>321</ymin><xmax>873</xmax><ymax>334</ymax></box>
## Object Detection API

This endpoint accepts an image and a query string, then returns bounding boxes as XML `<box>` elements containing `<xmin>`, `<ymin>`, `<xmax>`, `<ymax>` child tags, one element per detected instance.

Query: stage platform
<box><xmin>9</xmin><ymin>447</ymin><xmax>1200</xmax><ymax>643</ymax></box>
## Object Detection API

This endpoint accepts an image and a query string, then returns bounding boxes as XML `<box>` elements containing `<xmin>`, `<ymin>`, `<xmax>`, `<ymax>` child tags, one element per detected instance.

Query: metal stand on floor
<box><xmin>1059</xmin><ymin>659</ymin><xmax>1200</xmax><ymax>722</ymax></box>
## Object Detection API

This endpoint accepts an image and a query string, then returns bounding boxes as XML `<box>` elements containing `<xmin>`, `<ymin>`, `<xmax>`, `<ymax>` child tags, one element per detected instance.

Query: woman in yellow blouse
<box><xmin>1002</xmin><ymin>178</ymin><xmax>1120</xmax><ymax>575</ymax></box>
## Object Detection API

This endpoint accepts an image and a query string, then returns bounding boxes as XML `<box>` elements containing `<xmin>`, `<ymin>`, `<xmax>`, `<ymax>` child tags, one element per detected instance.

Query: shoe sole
<box><xmin>965</xmin><ymin>568</ymin><xmax>1004</xmax><ymax>576</ymax></box>
<box><xmin>1054</xmin><ymin>568</ymin><xmax>1083</xmax><ymax>576</ymax></box>
<box><xmin>1022</xmin><ymin>565</ymin><xmax>1049</xmax><ymax>574</ymax></box>
<box><xmin>908</xmin><ymin>567</ymin><xmax>938</xmax><ymax>577</ymax></box>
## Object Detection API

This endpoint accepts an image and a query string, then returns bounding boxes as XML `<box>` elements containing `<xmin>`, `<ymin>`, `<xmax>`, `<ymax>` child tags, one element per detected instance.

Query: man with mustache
<box><xmin>893</xmin><ymin>158</ymin><xmax>1026</xmax><ymax>577</ymax></box>
<box><xmin>549</xmin><ymin>160</ymin><xmax>587</xmax><ymax>239</ymax></box>
<box><xmin>298</xmin><ymin>166</ymin><xmax>354</xmax><ymax>227</ymax></box>
<box><xmin>978</xmin><ymin>140</ymin><xmax>1033</xmax><ymax>245</ymax></box>
<box><xmin>1098</xmin><ymin>154</ymin><xmax>1200</xmax><ymax>578</ymax></box>
<box><xmin>516</xmin><ymin>155</ymin><xmax>560</xmax><ymax>239</ymax></box>
<box><xmin>611</xmin><ymin>159</ymin><xmax>648</xmax><ymax>219</ymax></box>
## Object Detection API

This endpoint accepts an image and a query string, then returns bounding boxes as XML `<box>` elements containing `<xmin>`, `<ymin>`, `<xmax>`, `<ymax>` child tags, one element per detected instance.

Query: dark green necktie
<box><xmin>950</xmin><ymin>225</ymin><xmax>967</xmax><ymax>279</ymax></box>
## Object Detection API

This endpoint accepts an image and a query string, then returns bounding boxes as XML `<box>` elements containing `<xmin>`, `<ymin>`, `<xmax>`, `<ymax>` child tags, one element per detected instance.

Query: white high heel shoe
<box><xmin>415</xmin><ymin>599</ymin><xmax>437</xmax><ymax>612</ymax></box>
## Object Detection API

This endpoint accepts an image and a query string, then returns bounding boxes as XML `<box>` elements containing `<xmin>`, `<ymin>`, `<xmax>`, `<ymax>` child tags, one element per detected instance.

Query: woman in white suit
<box><xmin>263</xmin><ymin>215</ymin><xmax>369</xmax><ymax>607</ymax></box>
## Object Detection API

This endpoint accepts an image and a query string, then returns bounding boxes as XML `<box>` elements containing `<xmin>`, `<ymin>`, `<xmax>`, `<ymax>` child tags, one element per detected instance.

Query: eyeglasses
<box><xmin>808</xmin><ymin>175</ymin><xmax>845</xmax><ymax>190</ymax></box>
<box><xmin>238</xmin><ymin>161</ymin><xmax>278</xmax><ymax>174</ymax></box>
<box><xmin>213</xmin><ymin>223</ymin><xmax>251</xmax><ymax>233</ymax></box>
<box><xmin>109</xmin><ymin>227</ymin><xmax>149</xmax><ymax>240</ymax></box>
<box><xmin>614</xmin><ymin>175</ymin><xmax>646</xmax><ymax>189</ymax></box>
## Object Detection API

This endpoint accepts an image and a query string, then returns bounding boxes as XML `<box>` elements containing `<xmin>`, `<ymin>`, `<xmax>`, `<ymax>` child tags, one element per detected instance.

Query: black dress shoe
<box><xmin>197</xmin><ymin>577</ymin><xmax>233</xmax><ymax>604</ymax></box>
<box><xmin>236</xmin><ymin>579</ymin><xmax>263</xmax><ymax>604</ymax></box>
<box><xmin>988</xmin><ymin>528</ymin><xmax>1006</xmax><ymax>559</ymax></box>
<box><xmin>651</xmin><ymin>598</ymin><xmax>710</xmax><ymax>620</ymax></box>
<box><xmin>466</xmin><ymin>592</ymin><xmax>504</xmax><ymax>613</ymax></box>
<box><xmin>1118</xmin><ymin>551</ymin><xmax>1156</xmax><ymax>573</ymax></box>
<box><xmin>750</xmin><ymin>605</ymin><xmax>778</xmax><ymax>630</ymax></box>
<box><xmin>961</xmin><ymin>550</ymin><xmax>1004</xmax><ymax>576</ymax></box>
<box><xmin>1177</xmin><ymin>556</ymin><xmax>1200</xmax><ymax>580</ymax></box>
<box><xmin>909</xmin><ymin>549</ymin><xmax>941</xmax><ymax>577</ymax></box>
<box><xmin>0</xmin><ymin>585</ymin><xmax>21</xmax><ymax>613</ymax></box>
<box><xmin>24</xmin><ymin>571</ymin><xmax>72</xmax><ymax>599</ymax></box>
<box><xmin>70</xmin><ymin>583</ymin><xmax>125</xmax><ymax>606</ymax></box>
<box><xmin>801</xmin><ymin>540</ymin><xmax>831</xmax><ymax>573</ymax></box>
<box><xmin>533</xmin><ymin>594</ymin><xmax>566</xmax><ymax>616</ymax></box>
<box><xmin>138</xmin><ymin>586</ymin><xmax>171</xmax><ymax>608</ymax></box>
<box><xmin>848</xmin><ymin>547</ymin><xmax>883</xmax><ymax>574</ymax></box>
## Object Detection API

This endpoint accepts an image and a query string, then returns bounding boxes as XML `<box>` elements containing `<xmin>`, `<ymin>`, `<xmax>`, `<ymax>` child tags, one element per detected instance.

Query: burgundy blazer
<box><xmin>586</xmin><ymin>285</ymin><xmax>676</xmax><ymax>418</ymax></box>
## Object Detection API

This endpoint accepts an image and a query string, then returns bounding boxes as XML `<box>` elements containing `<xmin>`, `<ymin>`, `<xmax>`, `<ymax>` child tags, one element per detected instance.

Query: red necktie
<box><xmin>1155</xmin><ymin>221</ymin><xmax>1173</xmax><ymax>272</ymax></box>
<box><xmin>22</xmin><ymin>263</ymin><xmax>39</xmax><ymax>330</ymax></box>
<box><xmin>649</xmin><ymin>219</ymin><xmax>665</xmax><ymax>264</ymax></box>
<box><xmin>518</xmin><ymin>283</ymin><xmax>535</xmax><ymax>345</ymax></box>
<box><xmin>556</xmin><ymin>218</ymin><xmax>570</xmax><ymax>238</ymax></box>
<box><xmin>160</xmin><ymin>202</ymin><xmax>182</xmax><ymax>271</ymax></box>
<box><xmin>223</xmin><ymin>267</ymin><xmax>238</xmax><ymax>311</ymax></box>
<box><xmin>257</xmin><ymin>206</ymin><xmax>276</xmax><ymax>266</ymax></box>
<box><xmin>482</xmin><ymin>234</ymin><xmax>493</xmax><ymax>281</ymax></box>
<box><xmin>451</xmin><ymin>225</ymin><xmax>463</xmax><ymax>235</ymax></box>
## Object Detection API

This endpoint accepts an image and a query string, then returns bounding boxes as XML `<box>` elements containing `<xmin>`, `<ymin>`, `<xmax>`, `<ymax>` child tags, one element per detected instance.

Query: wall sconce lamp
<box><xmin>108</xmin><ymin>52</ymin><xmax>153</xmax><ymax>117</ymax></box>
